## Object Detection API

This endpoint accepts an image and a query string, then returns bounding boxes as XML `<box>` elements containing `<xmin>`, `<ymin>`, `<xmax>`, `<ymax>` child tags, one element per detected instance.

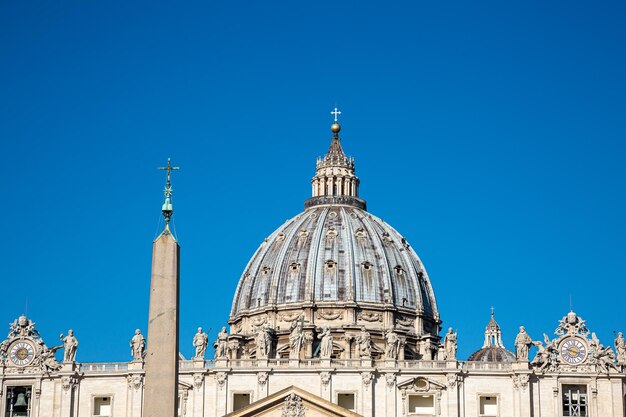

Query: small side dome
<box><xmin>468</xmin><ymin>346</ymin><xmax>516</xmax><ymax>362</ymax></box>
<box><xmin>467</xmin><ymin>310</ymin><xmax>515</xmax><ymax>363</ymax></box>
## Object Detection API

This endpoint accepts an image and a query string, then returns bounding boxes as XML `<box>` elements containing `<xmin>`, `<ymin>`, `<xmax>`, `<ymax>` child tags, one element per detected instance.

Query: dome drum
<box><xmin>227</xmin><ymin>307</ymin><xmax>442</xmax><ymax>361</ymax></box>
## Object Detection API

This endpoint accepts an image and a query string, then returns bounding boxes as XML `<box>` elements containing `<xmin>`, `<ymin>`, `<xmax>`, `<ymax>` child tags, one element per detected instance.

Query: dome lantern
<box><xmin>305</xmin><ymin>107</ymin><xmax>366</xmax><ymax>210</ymax></box>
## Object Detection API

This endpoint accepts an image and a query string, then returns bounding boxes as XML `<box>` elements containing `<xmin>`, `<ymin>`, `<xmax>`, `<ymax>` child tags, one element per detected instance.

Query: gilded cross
<box><xmin>331</xmin><ymin>107</ymin><xmax>341</xmax><ymax>123</ymax></box>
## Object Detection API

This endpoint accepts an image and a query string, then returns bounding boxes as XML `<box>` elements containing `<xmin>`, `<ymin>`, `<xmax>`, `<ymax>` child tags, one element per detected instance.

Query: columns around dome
<box><xmin>305</xmin><ymin>121</ymin><xmax>367</xmax><ymax>210</ymax></box>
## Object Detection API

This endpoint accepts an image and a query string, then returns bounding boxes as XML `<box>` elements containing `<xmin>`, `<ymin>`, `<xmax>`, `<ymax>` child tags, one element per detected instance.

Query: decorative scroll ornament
<box><xmin>316</xmin><ymin>310</ymin><xmax>343</xmax><ymax>321</ymax></box>
<box><xmin>414</xmin><ymin>377</ymin><xmax>430</xmax><ymax>392</ymax></box>
<box><xmin>362</xmin><ymin>371</ymin><xmax>374</xmax><ymax>390</ymax></box>
<box><xmin>215</xmin><ymin>372</ymin><xmax>227</xmax><ymax>389</ymax></box>
<box><xmin>320</xmin><ymin>372</ymin><xmax>331</xmax><ymax>387</ymax></box>
<box><xmin>251</xmin><ymin>316</ymin><xmax>267</xmax><ymax>327</ymax></box>
<box><xmin>395</xmin><ymin>317</ymin><xmax>415</xmax><ymax>327</ymax></box>
<box><xmin>62</xmin><ymin>376</ymin><xmax>78</xmax><ymax>392</ymax></box>
<box><xmin>358</xmin><ymin>312</ymin><xmax>383</xmax><ymax>322</ymax></box>
<box><xmin>385</xmin><ymin>373</ymin><xmax>397</xmax><ymax>388</ymax></box>
<box><xmin>281</xmin><ymin>393</ymin><xmax>306</xmax><ymax>417</ymax></box>
<box><xmin>193</xmin><ymin>374</ymin><xmax>204</xmax><ymax>390</ymax></box>
<box><xmin>279</xmin><ymin>312</ymin><xmax>302</xmax><ymax>322</ymax></box>
<box><xmin>446</xmin><ymin>374</ymin><xmax>460</xmax><ymax>388</ymax></box>
<box><xmin>512</xmin><ymin>374</ymin><xmax>529</xmax><ymax>390</ymax></box>
<box><xmin>127</xmin><ymin>374</ymin><xmax>143</xmax><ymax>390</ymax></box>
<box><xmin>257</xmin><ymin>372</ymin><xmax>268</xmax><ymax>387</ymax></box>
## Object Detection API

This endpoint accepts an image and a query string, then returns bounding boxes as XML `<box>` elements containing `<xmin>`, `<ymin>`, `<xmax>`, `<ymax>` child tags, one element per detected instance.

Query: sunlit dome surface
<box><xmin>230</xmin><ymin>204</ymin><xmax>439</xmax><ymax>319</ymax></box>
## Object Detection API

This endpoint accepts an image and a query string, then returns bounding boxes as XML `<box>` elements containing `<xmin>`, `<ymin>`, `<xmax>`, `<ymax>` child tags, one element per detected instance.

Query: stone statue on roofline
<box><xmin>60</xmin><ymin>329</ymin><xmax>78</xmax><ymax>362</ymax></box>
<box><xmin>514</xmin><ymin>326</ymin><xmax>532</xmax><ymax>360</ymax></box>
<box><xmin>130</xmin><ymin>329</ymin><xmax>146</xmax><ymax>361</ymax></box>
<box><xmin>443</xmin><ymin>327</ymin><xmax>458</xmax><ymax>360</ymax></box>
<box><xmin>193</xmin><ymin>327</ymin><xmax>209</xmax><ymax>360</ymax></box>
<box><xmin>214</xmin><ymin>327</ymin><xmax>229</xmax><ymax>359</ymax></box>
<box><xmin>614</xmin><ymin>332</ymin><xmax>626</xmax><ymax>366</ymax></box>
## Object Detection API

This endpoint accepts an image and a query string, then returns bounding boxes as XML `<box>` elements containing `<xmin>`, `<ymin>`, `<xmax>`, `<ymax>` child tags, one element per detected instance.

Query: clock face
<box><xmin>559</xmin><ymin>337</ymin><xmax>588</xmax><ymax>365</ymax></box>
<box><xmin>9</xmin><ymin>341</ymin><xmax>36</xmax><ymax>366</ymax></box>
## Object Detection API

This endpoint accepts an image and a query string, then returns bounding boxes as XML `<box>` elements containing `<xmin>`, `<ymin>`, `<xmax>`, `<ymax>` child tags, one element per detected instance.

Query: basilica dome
<box><xmin>230</xmin><ymin>204</ymin><xmax>438</xmax><ymax>318</ymax></box>
<box><xmin>229</xmin><ymin>116</ymin><xmax>441</xmax><ymax>358</ymax></box>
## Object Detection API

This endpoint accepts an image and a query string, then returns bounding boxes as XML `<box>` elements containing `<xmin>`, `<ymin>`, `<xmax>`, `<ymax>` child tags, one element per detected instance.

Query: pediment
<box><xmin>225</xmin><ymin>385</ymin><xmax>362</xmax><ymax>417</ymax></box>
<box><xmin>397</xmin><ymin>376</ymin><xmax>446</xmax><ymax>392</ymax></box>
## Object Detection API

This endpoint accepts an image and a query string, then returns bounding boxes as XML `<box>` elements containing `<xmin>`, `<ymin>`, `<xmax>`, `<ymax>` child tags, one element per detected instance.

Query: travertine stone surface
<box><xmin>143</xmin><ymin>226</ymin><xmax>180</xmax><ymax>417</ymax></box>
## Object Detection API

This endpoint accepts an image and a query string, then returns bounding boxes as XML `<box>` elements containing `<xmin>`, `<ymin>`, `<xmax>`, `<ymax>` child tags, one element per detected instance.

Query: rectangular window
<box><xmin>94</xmin><ymin>397</ymin><xmax>112</xmax><ymax>417</ymax></box>
<box><xmin>4</xmin><ymin>386</ymin><xmax>32</xmax><ymax>417</ymax></box>
<box><xmin>337</xmin><ymin>393</ymin><xmax>355</xmax><ymax>411</ymax></box>
<box><xmin>562</xmin><ymin>385</ymin><xmax>587</xmax><ymax>417</ymax></box>
<box><xmin>408</xmin><ymin>394</ymin><xmax>434</xmax><ymax>415</ymax></box>
<box><xmin>479</xmin><ymin>396</ymin><xmax>497</xmax><ymax>417</ymax></box>
<box><xmin>233</xmin><ymin>393</ymin><xmax>251</xmax><ymax>411</ymax></box>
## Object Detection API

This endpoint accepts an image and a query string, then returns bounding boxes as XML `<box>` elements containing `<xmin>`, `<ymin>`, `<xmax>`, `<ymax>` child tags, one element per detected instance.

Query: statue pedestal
<box><xmin>257</xmin><ymin>359</ymin><xmax>268</xmax><ymax>367</ymax></box>
<box><xmin>193</xmin><ymin>359</ymin><xmax>205</xmax><ymax>369</ymax></box>
<box><xmin>446</xmin><ymin>360</ymin><xmax>459</xmax><ymax>369</ymax></box>
<box><xmin>61</xmin><ymin>361</ymin><xmax>76</xmax><ymax>372</ymax></box>
<box><xmin>320</xmin><ymin>358</ymin><xmax>331</xmax><ymax>367</ymax></box>
<box><xmin>360</xmin><ymin>358</ymin><xmax>373</xmax><ymax>367</ymax></box>
<box><xmin>289</xmin><ymin>359</ymin><xmax>300</xmax><ymax>367</ymax></box>
<box><xmin>512</xmin><ymin>361</ymin><xmax>530</xmax><ymax>370</ymax></box>
<box><xmin>215</xmin><ymin>358</ymin><xmax>228</xmax><ymax>368</ymax></box>
<box><xmin>128</xmin><ymin>361</ymin><xmax>144</xmax><ymax>370</ymax></box>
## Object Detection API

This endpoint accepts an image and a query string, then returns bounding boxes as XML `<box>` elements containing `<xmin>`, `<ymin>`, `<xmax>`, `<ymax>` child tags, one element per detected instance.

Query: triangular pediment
<box><xmin>397</xmin><ymin>376</ymin><xmax>446</xmax><ymax>392</ymax></box>
<box><xmin>225</xmin><ymin>385</ymin><xmax>362</xmax><ymax>417</ymax></box>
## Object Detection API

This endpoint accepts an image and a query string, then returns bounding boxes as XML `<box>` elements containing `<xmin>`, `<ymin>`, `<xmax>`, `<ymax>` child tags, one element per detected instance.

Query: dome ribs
<box><xmin>230</xmin><ymin>206</ymin><xmax>441</xmax><ymax>344</ymax></box>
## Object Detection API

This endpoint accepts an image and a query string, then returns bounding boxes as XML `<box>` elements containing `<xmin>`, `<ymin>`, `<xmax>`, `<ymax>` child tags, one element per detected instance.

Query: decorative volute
<box><xmin>306</xmin><ymin>108</ymin><xmax>366</xmax><ymax>210</ymax></box>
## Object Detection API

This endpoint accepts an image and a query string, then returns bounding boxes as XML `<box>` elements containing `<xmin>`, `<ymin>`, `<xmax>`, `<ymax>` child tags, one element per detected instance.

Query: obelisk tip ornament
<box><xmin>158</xmin><ymin>158</ymin><xmax>180</xmax><ymax>225</ymax></box>
<box><xmin>144</xmin><ymin>158</ymin><xmax>181</xmax><ymax>417</ymax></box>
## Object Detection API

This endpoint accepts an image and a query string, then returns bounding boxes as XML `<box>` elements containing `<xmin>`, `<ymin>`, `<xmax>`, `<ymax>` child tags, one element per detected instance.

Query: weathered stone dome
<box><xmin>230</xmin><ymin>204</ymin><xmax>439</xmax><ymax>319</ymax></box>
<box><xmin>467</xmin><ymin>346</ymin><xmax>516</xmax><ymax>362</ymax></box>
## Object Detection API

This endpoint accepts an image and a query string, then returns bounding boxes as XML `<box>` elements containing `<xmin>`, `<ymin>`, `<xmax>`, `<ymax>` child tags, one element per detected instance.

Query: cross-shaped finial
<box><xmin>158</xmin><ymin>158</ymin><xmax>180</xmax><ymax>224</ymax></box>
<box><xmin>158</xmin><ymin>158</ymin><xmax>180</xmax><ymax>187</ymax></box>
<box><xmin>331</xmin><ymin>107</ymin><xmax>341</xmax><ymax>123</ymax></box>
<box><xmin>490</xmin><ymin>306</ymin><xmax>495</xmax><ymax>316</ymax></box>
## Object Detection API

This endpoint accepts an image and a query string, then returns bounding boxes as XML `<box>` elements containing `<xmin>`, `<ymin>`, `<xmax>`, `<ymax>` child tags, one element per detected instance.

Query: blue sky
<box><xmin>1</xmin><ymin>1</ymin><xmax>625</xmax><ymax>362</ymax></box>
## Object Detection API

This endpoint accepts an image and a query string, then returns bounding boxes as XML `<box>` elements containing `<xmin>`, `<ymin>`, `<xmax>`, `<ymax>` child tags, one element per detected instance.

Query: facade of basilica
<box><xmin>1</xmin><ymin>113</ymin><xmax>625</xmax><ymax>417</ymax></box>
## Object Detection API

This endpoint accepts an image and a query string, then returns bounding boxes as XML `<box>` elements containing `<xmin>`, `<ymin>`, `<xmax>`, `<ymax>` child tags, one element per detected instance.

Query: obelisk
<box><xmin>144</xmin><ymin>159</ymin><xmax>180</xmax><ymax>417</ymax></box>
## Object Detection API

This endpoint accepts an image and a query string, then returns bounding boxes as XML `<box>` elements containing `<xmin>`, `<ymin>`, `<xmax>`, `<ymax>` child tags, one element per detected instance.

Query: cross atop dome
<box><xmin>331</xmin><ymin>106</ymin><xmax>341</xmax><ymax>123</ymax></box>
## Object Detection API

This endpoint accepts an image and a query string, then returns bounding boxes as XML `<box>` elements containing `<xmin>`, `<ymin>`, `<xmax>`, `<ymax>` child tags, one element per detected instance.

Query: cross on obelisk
<box><xmin>158</xmin><ymin>158</ymin><xmax>180</xmax><ymax>224</ymax></box>
<box><xmin>331</xmin><ymin>106</ymin><xmax>341</xmax><ymax>123</ymax></box>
